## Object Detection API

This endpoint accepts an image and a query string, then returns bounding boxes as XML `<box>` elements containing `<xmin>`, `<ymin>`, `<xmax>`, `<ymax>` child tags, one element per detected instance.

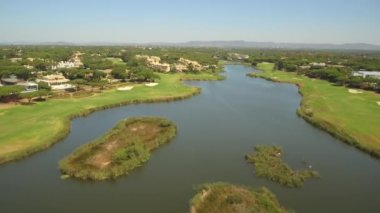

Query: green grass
<box><xmin>180</xmin><ymin>72</ymin><xmax>226</xmax><ymax>81</ymax></box>
<box><xmin>248</xmin><ymin>63</ymin><xmax>380</xmax><ymax>157</ymax></box>
<box><xmin>246</xmin><ymin>145</ymin><xmax>319</xmax><ymax>187</ymax></box>
<box><xmin>0</xmin><ymin>72</ymin><xmax>222</xmax><ymax>164</ymax></box>
<box><xmin>190</xmin><ymin>182</ymin><xmax>290</xmax><ymax>213</ymax></box>
<box><xmin>106</xmin><ymin>57</ymin><xmax>125</xmax><ymax>65</ymax></box>
<box><xmin>59</xmin><ymin>117</ymin><xmax>176</xmax><ymax>180</ymax></box>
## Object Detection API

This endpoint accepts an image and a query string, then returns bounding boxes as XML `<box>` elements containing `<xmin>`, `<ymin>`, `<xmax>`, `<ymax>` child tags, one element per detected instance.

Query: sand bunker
<box><xmin>348</xmin><ymin>89</ymin><xmax>363</xmax><ymax>94</ymax></box>
<box><xmin>145</xmin><ymin>83</ymin><xmax>159</xmax><ymax>87</ymax></box>
<box><xmin>117</xmin><ymin>86</ymin><xmax>133</xmax><ymax>91</ymax></box>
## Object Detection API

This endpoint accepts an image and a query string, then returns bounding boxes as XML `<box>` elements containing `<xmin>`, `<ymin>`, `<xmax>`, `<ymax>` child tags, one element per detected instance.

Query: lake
<box><xmin>1</xmin><ymin>65</ymin><xmax>379</xmax><ymax>212</ymax></box>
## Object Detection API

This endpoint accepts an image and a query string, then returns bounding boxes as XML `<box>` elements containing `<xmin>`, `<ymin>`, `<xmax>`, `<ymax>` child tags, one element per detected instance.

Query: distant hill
<box><xmin>1</xmin><ymin>40</ymin><xmax>380</xmax><ymax>51</ymax></box>
<box><xmin>172</xmin><ymin>40</ymin><xmax>380</xmax><ymax>51</ymax></box>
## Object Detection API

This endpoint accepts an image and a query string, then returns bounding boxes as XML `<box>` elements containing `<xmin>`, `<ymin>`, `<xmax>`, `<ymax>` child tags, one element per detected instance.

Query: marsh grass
<box><xmin>246</xmin><ymin>145</ymin><xmax>319</xmax><ymax>187</ymax></box>
<box><xmin>190</xmin><ymin>182</ymin><xmax>290</xmax><ymax>213</ymax></box>
<box><xmin>59</xmin><ymin>117</ymin><xmax>176</xmax><ymax>180</ymax></box>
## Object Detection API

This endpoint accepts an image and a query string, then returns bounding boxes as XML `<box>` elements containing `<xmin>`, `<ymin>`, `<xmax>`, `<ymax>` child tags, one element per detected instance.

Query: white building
<box><xmin>18</xmin><ymin>82</ymin><xmax>39</xmax><ymax>92</ymax></box>
<box><xmin>23</xmin><ymin>65</ymin><xmax>34</xmax><ymax>69</ymax></box>
<box><xmin>37</xmin><ymin>74</ymin><xmax>74</xmax><ymax>90</ymax></box>
<box><xmin>352</xmin><ymin>71</ymin><xmax>380</xmax><ymax>79</ymax></box>
<box><xmin>56</xmin><ymin>61</ymin><xmax>76</xmax><ymax>69</ymax></box>
<box><xmin>310</xmin><ymin>62</ymin><xmax>326</xmax><ymax>67</ymax></box>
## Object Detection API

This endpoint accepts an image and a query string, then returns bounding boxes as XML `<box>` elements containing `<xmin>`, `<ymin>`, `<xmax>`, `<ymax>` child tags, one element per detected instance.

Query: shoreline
<box><xmin>0</xmin><ymin>72</ymin><xmax>224</xmax><ymax>165</ymax></box>
<box><xmin>247</xmin><ymin>65</ymin><xmax>380</xmax><ymax>158</ymax></box>
<box><xmin>0</xmin><ymin>88</ymin><xmax>200</xmax><ymax>165</ymax></box>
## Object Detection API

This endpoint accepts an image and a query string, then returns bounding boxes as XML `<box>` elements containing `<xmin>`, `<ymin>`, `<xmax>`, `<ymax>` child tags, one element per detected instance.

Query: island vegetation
<box><xmin>248</xmin><ymin>63</ymin><xmax>380</xmax><ymax>157</ymax></box>
<box><xmin>246</xmin><ymin>145</ymin><xmax>319</xmax><ymax>187</ymax></box>
<box><xmin>190</xmin><ymin>182</ymin><xmax>290</xmax><ymax>213</ymax></box>
<box><xmin>59</xmin><ymin>117</ymin><xmax>176</xmax><ymax>180</ymax></box>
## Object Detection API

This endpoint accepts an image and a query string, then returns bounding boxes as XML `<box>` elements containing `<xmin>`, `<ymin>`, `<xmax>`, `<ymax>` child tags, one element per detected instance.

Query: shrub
<box><xmin>246</xmin><ymin>145</ymin><xmax>319</xmax><ymax>187</ymax></box>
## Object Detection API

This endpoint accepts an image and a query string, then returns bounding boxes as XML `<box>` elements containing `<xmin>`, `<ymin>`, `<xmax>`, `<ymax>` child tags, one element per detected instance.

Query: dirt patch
<box><xmin>86</xmin><ymin>123</ymin><xmax>162</xmax><ymax>169</ymax></box>
<box><xmin>0</xmin><ymin>103</ymin><xmax>17</xmax><ymax>110</ymax></box>
<box><xmin>89</xmin><ymin>153</ymin><xmax>112</xmax><ymax>169</ymax></box>
<box><xmin>87</xmin><ymin>140</ymin><xmax>123</xmax><ymax>169</ymax></box>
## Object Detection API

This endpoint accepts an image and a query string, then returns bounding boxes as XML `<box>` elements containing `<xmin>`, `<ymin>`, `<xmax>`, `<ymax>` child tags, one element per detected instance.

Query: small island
<box><xmin>59</xmin><ymin>117</ymin><xmax>177</xmax><ymax>180</ymax></box>
<box><xmin>246</xmin><ymin>145</ymin><xmax>319</xmax><ymax>187</ymax></box>
<box><xmin>190</xmin><ymin>182</ymin><xmax>289</xmax><ymax>213</ymax></box>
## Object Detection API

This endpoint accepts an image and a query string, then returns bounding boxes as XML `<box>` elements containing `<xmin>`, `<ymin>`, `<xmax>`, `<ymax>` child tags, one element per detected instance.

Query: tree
<box><xmin>87</xmin><ymin>80</ymin><xmax>108</xmax><ymax>91</ymax></box>
<box><xmin>38</xmin><ymin>81</ymin><xmax>51</xmax><ymax>91</ymax></box>
<box><xmin>111</xmin><ymin>66</ymin><xmax>128</xmax><ymax>80</ymax></box>
<box><xmin>70</xmin><ymin>79</ymin><xmax>87</xmax><ymax>91</ymax></box>
<box><xmin>62</xmin><ymin>68</ymin><xmax>89</xmax><ymax>80</ymax></box>
<box><xmin>0</xmin><ymin>85</ymin><xmax>24</xmax><ymax>102</ymax></box>
<box><xmin>91</xmin><ymin>70</ymin><xmax>106</xmax><ymax>81</ymax></box>
<box><xmin>324</xmin><ymin>68</ymin><xmax>343</xmax><ymax>82</ymax></box>
<box><xmin>335</xmin><ymin>75</ymin><xmax>349</xmax><ymax>86</ymax></box>
<box><xmin>347</xmin><ymin>77</ymin><xmax>364</xmax><ymax>88</ymax></box>
<box><xmin>37</xmin><ymin>90</ymin><xmax>51</xmax><ymax>100</ymax></box>
<box><xmin>33</xmin><ymin>59</ymin><xmax>48</xmax><ymax>71</ymax></box>
<box><xmin>20</xmin><ymin>91</ymin><xmax>39</xmax><ymax>103</ymax></box>
<box><xmin>275</xmin><ymin>61</ymin><xmax>285</xmax><ymax>70</ymax></box>
<box><xmin>187</xmin><ymin>63</ymin><xmax>194</xmax><ymax>72</ymax></box>
<box><xmin>130</xmin><ymin>67</ymin><xmax>160</xmax><ymax>82</ymax></box>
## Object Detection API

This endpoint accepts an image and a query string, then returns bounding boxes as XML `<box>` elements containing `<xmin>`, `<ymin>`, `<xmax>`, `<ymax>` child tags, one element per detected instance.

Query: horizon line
<box><xmin>0</xmin><ymin>40</ymin><xmax>379</xmax><ymax>46</ymax></box>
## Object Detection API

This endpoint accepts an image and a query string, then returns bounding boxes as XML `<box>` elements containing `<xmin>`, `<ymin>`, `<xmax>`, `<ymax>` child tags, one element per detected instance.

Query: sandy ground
<box><xmin>0</xmin><ymin>103</ymin><xmax>17</xmax><ymax>110</ymax></box>
<box><xmin>117</xmin><ymin>86</ymin><xmax>134</xmax><ymax>91</ymax></box>
<box><xmin>348</xmin><ymin>89</ymin><xmax>363</xmax><ymax>94</ymax></box>
<box><xmin>145</xmin><ymin>83</ymin><xmax>159</xmax><ymax>87</ymax></box>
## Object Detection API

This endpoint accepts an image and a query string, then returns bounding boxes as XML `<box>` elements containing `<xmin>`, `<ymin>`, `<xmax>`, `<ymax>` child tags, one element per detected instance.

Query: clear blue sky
<box><xmin>1</xmin><ymin>0</ymin><xmax>379</xmax><ymax>44</ymax></box>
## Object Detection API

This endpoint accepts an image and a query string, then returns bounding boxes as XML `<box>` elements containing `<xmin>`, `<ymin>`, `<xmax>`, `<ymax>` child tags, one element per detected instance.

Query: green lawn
<box><xmin>249</xmin><ymin>63</ymin><xmax>380</xmax><ymax>157</ymax></box>
<box><xmin>0</xmin><ymin>73</ymin><xmax>220</xmax><ymax>164</ymax></box>
<box><xmin>180</xmin><ymin>72</ymin><xmax>226</xmax><ymax>81</ymax></box>
<box><xmin>106</xmin><ymin>57</ymin><xmax>125</xmax><ymax>65</ymax></box>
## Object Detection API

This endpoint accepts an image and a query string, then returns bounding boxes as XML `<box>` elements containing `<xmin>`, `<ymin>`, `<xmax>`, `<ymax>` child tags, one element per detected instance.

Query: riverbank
<box><xmin>246</xmin><ymin>145</ymin><xmax>319</xmax><ymax>187</ymax></box>
<box><xmin>59</xmin><ymin>117</ymin><xmax>176</xmax><ymax>180</ymax></box>
<box><xmin>190</xmin><ymin>182</ymin><xmax>289</xmax><ymax>213</ymax></box>
<box><xmin>248</xmin><ymin>63</ymin><xmax>380</xmax><ymax>157</ymax></box>
<box><xmin>0</xmin><ymin>72</ymin><xmax>223</xmax><ymax>165</ymax></box>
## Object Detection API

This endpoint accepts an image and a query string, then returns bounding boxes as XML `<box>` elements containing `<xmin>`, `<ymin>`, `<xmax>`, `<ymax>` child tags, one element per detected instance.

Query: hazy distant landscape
<box><xmin>2</xmin><ymin>40</ymin><xmax>380</xmax><ymax>51</ymax></box>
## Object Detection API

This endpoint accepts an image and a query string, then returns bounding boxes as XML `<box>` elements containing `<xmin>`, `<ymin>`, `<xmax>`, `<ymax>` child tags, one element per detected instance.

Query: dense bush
<box><xmin>246</xmin><ymin>145</ymin><xmax>319</xmax><ymax>187</ymax></box>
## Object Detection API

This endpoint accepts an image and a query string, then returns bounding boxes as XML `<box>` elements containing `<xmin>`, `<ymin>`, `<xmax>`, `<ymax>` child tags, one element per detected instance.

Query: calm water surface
<box><xmin>1</xmin><ymin>65</ymin><xmax>380</xmax><ymax>213</ymax></box>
